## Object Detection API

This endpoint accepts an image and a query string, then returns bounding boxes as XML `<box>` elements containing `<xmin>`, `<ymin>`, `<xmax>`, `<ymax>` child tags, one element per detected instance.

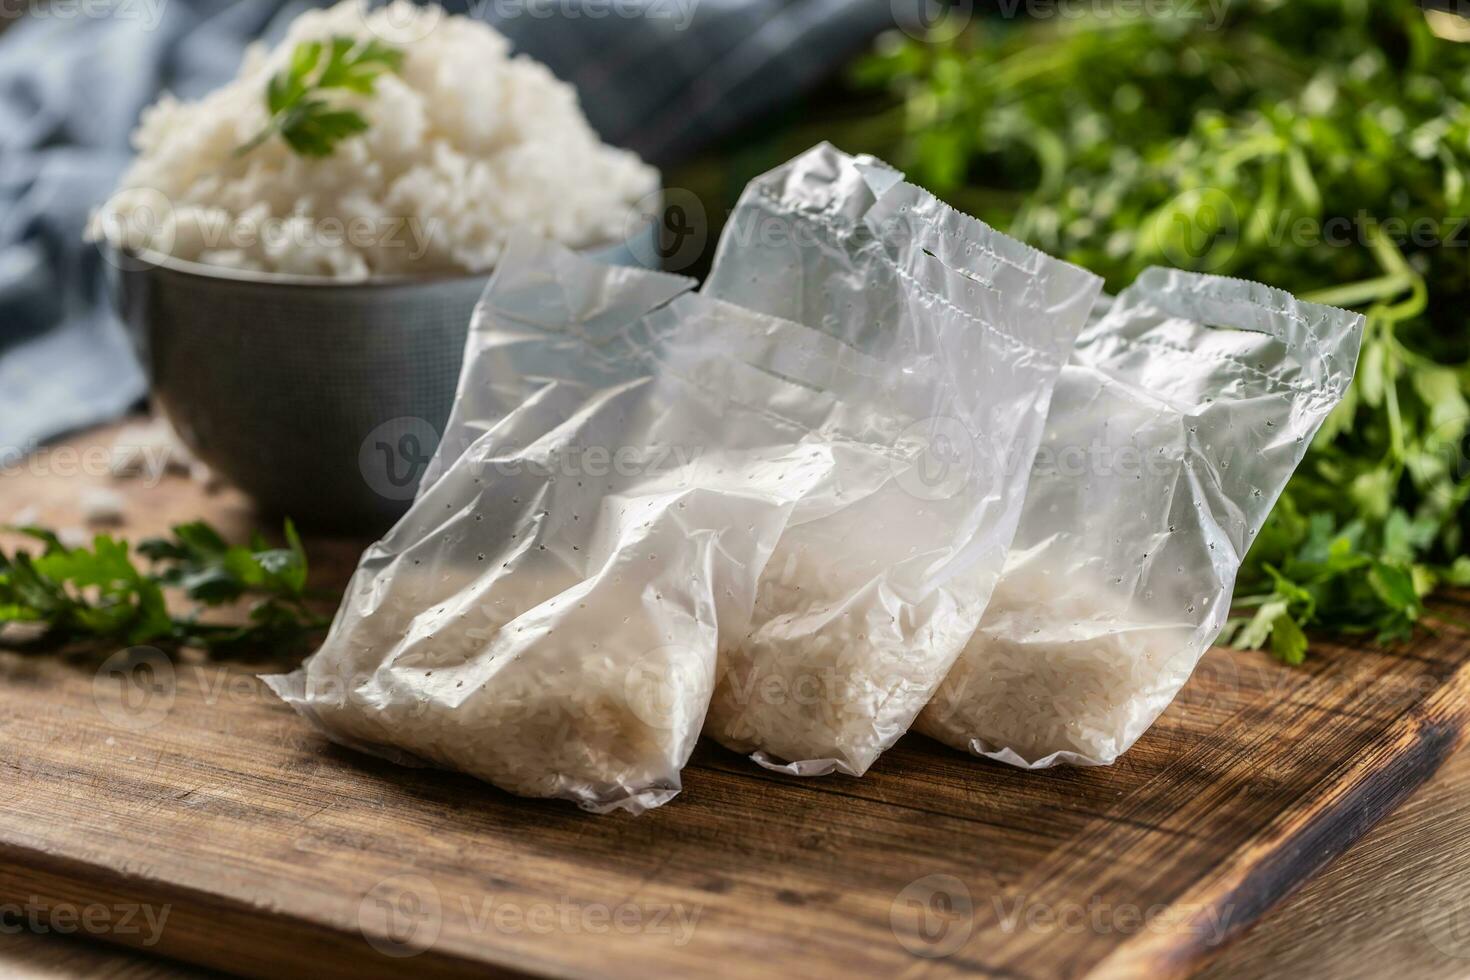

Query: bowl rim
<box><xmin>109</xmin><ymin>220</ymin><xmax>654</xmax><ymax>290</ymax></box>
<box><xmin>112</xmin><ymin>245</ymin><xmax>488</xmax><ymax>289</ymax></box>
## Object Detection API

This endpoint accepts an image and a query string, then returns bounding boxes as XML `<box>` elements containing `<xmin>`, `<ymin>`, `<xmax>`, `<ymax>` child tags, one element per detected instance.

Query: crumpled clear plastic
<box><xmin>265</xmin><ymin>233</ymin><xmax>951</xmax><ymax>811</ymax></box>
<box><xmin>697</xmin><ymin>143</ymin><xmax>1103</xmax><ymax>776</ymax></box>
<box><xmin>415</xmin><ymin>240</ymin><xmax>694</xmax><ymax>496</ymax></box>
<box><xmin>915</xmin><ymin>267</ymin><xmax>1366</xmax><ymax>767</ymax></box>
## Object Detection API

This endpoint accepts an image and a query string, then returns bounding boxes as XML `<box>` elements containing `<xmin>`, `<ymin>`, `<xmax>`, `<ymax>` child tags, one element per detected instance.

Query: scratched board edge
<box><xmin>1085</xmin><ymin>666</ymin><xmax>1470</xmax><ymax>980</ymax></box>
<box><xmin>0</xmin><ymin>839</ymin><xmax>548</xmax><ymax>980</ymax></box>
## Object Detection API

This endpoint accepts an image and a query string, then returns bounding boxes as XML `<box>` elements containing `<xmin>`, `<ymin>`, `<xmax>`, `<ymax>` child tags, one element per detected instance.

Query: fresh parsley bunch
<box><xmin>856</xmin><ymin>0</ymin><xmax>1470</xmax><ymax>659</ymax></box>
<box><xmin>0</xmin><ymin>521</ymin><xmax>328</xmax><ymax>658</ymax></box>
<box><xmin>236</xmin><ymin>36</ymin><xmax>403</xmax><ymax>158</ymax></box>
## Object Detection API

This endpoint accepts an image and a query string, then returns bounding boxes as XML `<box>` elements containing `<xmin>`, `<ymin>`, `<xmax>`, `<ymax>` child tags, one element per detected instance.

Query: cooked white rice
<box><xmin>88</xmin><ymin>0</ymin><xmax>657</xmax><ymax>279</ymax></box>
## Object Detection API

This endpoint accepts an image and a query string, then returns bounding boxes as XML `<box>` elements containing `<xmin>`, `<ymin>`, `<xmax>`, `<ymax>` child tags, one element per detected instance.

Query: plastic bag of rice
<box><xmin>89</xmin><ymin>0</ymin><xmax>657</xmax><ymax>278</ymax></box>
<box><xmin>265</xmin><ymin>235</ymin><xmax>919</xmax><ymax>811</ymax></box>
<box><xmin>916</xmin><ymin>268</ymin><xmax>1365</xmax><ymax>767</ymax></box>
<box><xmin>698</xmin><ymin>143</ymin><xmax>1103</xmax><ymax>776</ymax></box>
<box><xmin>416</xmin><ymin>234</ymin><xmax>693</xmax><ymax>494</ymax></box>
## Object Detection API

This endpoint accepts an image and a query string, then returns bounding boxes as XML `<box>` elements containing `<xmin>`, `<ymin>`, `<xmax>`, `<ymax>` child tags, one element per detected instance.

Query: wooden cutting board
<box><xmin>2</xmin><ymin>423</ymin><xmax>1469</xmax><ymax>979</ymax></box>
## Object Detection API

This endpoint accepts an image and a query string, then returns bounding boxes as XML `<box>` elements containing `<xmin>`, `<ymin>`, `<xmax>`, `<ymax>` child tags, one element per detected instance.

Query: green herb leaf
<box><xmin>0</xmin><ymin>520</ymin><xmax>326</xmax><ymax>659</ymax></box>
<box><xmin>1268</xmin><ymin>612</ymin><xmax>1309</xmax><ymax>666</ymax></box>
<box><xmin>236</xmin><ymin>35</ymin><xmax>402</xmax><ymax>159</ymax></box>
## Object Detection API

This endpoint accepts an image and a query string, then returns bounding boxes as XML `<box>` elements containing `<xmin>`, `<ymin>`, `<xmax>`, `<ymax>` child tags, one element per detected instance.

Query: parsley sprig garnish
<box><xmin>0</xmin><ymin>520</ymin><xmax>329</xmax><ymax>658</ymax></box>
<box><xmin>235</xmin><ymin>36</ymin><xmax>403</xmax><ymax>159</ymax></box>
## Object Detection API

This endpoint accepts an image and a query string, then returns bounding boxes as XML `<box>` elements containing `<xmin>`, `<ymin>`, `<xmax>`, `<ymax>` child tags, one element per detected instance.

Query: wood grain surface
<box><xmin>8</xmin><ymin>752</ymin><xmax>1470</xmax><ymax>980</ymax></box>
<box><xmin>2</xmin><ymin>422</ymin><xmax>1469</xmax><ymax>979</ymax></box>
<box><xmin>1200</xmin><ymin>738</ymin><xmax>1470</xmax><ymax>978</ymax></box>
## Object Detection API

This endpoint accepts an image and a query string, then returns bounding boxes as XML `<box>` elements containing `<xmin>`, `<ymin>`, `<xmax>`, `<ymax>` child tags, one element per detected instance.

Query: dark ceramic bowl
<box><xmin>106</xmin><ymin>231</ymin><xmax>656</xmax><ymax>532</ymax></box>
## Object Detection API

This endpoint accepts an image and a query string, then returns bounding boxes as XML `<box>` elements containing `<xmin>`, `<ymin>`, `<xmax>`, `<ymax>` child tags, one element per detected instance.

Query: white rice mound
<box><xmin>89</xmin><ymin>0</ymin><xmax>658</xmax><ymax>279</ymax></box>
<box><xmin>915</xmin><ymin>564</ymin><xmax>1198</xmax><ymax>765</ymax></box>
<box><xmin>281</xmin><ymin>540</ymin><xmax>713</xmax><ymax>813</ymax></box>
<box><xmin>704</xmin><ymin>491</ymin><xmax>981</xmax><ymax>778</ymax></box>
<box><xmin>704</xmin><ymin>536</ymin><xmax>928</xmax><ymax>773</ymax></box>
